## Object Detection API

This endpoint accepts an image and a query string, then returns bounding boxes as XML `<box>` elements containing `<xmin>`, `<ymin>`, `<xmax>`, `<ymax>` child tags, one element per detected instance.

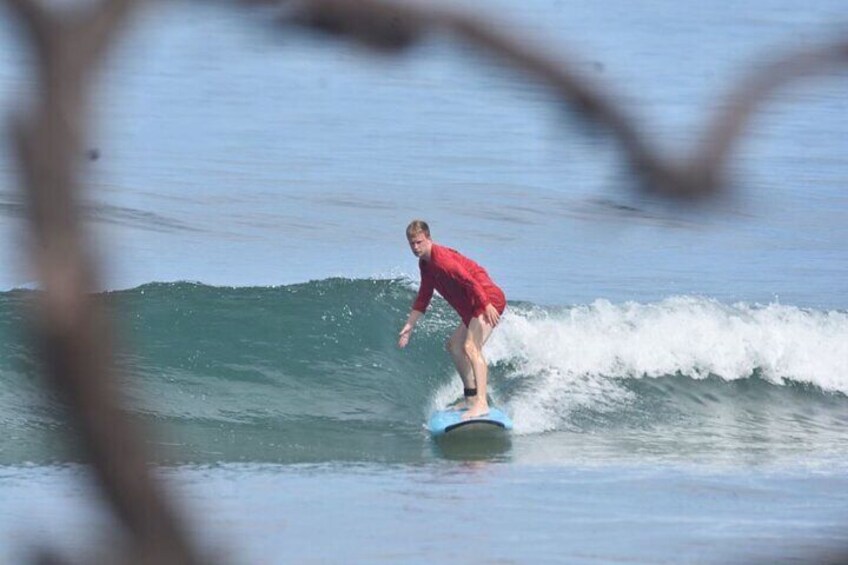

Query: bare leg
<box><xmin>461</xmin><ymin>316</ymin><xmax>495</xmax><ymax>420</ymax></box>
<box><xmin>446</xmin><ymin>323</ymin><xmax>473</xmax><ymax>409</ymax></box>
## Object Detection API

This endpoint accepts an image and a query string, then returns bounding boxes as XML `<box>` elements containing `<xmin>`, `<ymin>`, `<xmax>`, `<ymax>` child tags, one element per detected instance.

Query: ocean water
<box><xmin>1</xmin><ymin>0</ymin><xmax>847</xmax><ymax>563</ymax></box>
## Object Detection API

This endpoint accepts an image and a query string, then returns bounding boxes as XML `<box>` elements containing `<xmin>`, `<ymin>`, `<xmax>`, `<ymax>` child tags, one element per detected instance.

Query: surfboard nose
<box><xmin>427</xmin><ymin>407</ymin><xmax>513</xmax><ymax>437</ymax></box>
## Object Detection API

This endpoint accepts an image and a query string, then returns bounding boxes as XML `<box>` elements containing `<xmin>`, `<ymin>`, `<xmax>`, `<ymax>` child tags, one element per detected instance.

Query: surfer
<box><xmin>398</xmin><ymin>220</ymin><xmax>506</xmax><ymax>420</ymax></box>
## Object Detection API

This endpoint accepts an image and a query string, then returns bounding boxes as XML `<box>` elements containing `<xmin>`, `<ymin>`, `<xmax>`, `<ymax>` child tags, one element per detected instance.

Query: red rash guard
<box><xmin>412</xmin><ymin>244</ymin><xmax>506</xmax><ymax>326</ymax></box>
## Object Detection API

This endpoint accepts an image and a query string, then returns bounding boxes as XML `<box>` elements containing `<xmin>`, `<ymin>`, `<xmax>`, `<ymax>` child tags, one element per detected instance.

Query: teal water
<box><xmin>2</xmin><ymin>279</ymin><xmax>847</xmax><ymax>468</ymax></box>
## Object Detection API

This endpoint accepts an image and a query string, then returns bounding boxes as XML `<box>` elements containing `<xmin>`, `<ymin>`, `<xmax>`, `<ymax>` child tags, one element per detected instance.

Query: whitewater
<box><xmin>486</xmin><ymin>296</ymin><xmax>848</xmax><ymax>434</ymax></box>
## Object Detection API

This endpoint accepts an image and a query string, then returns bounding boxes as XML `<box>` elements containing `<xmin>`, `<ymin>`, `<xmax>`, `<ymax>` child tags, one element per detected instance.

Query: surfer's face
<box><xmin>407</xmin><ymin>232</ymin><xmax>432</xmax><ymax>259</ymax></box>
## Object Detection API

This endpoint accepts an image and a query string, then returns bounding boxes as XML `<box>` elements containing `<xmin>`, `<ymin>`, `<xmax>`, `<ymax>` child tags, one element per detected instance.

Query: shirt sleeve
<box><xmin>412</xmin><ymin>263</ymin><xmax>435</xmax><ymax>314</ymax></box>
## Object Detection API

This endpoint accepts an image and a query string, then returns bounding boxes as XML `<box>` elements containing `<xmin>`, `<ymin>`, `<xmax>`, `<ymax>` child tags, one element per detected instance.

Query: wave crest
<box><xmin>486</xmin><ymin>297</ymin><xmax>848</xmax><ymax>433</ymax></box>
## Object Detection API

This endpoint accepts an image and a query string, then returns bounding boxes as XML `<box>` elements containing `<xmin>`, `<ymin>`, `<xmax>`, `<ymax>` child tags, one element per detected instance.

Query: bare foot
<box><xmin>461</xmin><ymin>402</ymin><xmax>490</xmax><ymax>420</ymax></box>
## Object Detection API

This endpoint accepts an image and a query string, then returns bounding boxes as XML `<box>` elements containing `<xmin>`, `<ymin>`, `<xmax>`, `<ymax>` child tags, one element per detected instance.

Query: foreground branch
<box><xmin>272</xmin><ymin>0</ymin><xmax>848</xmax><ymax>197</ymax></box>
<box><xmin>7</xmin><ymin>0</ymin><xmax>202</xmax><ymax>562</ymax></box>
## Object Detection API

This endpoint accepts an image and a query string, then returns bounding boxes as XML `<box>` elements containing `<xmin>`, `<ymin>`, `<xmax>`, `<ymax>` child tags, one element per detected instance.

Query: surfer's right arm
<box><xmin>399</xmin><ymin>269</ymin><xmax>434</xmax><ymax>348</ymax></box>
<box><xmin>398</xmin><ymin>309</ymin><xmax>423</xmax><ymax>348</ymax></box>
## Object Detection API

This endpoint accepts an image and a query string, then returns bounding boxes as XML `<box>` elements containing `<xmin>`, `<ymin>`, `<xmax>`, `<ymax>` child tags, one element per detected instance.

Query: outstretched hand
<box><xmin>484</xmin><ymin>304</ymin><xmax>501</xmax><ymax>327</ymax></box>
<box><xmin>398</xmin><ymin>324</ymin><xmax>413</xmax><ymax>348</ymax></box>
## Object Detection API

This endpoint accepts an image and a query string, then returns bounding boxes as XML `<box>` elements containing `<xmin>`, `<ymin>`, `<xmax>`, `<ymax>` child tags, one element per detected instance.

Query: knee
<box><xmin>446</xmin><ymin>336</ymin><xmax>462</xmax><ymax>356</ymax></box>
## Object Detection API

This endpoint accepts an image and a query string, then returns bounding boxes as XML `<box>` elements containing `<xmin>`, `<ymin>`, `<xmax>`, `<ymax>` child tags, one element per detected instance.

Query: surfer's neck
<box><xmin>420</xmin><ymin>242</ymin><xmax>435</xmax><ymax>262</ymax></box>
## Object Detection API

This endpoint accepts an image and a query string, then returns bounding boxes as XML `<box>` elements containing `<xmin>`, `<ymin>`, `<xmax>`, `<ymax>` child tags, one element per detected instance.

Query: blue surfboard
<box><xmin>427</xmin><ymin>407</ymin><xmax>513</xmax><ymax>437</ymax></box>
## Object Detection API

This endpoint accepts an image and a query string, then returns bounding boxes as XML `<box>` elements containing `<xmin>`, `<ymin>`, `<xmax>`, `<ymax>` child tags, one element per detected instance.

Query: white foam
<box><xmin>483</xmin><ymin>297</ymin><xmax>848</xmax><ymax>434</ymax></box>
<box><xmin>430</xmin><ymin>378</ymin><xmax>464</xmax><ymax>414</ymax></box>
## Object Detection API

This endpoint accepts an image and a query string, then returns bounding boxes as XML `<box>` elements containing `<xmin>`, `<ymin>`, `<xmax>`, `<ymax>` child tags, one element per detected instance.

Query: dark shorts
<box><xmin>461</xmin><ymin>287</ymin><xmax>506</xmax><ymax>327</ymax></box>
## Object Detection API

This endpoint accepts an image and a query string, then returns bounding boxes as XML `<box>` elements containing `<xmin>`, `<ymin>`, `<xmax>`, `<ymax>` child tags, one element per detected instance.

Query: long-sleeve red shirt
<box><xmin>412</xmin><ymin>244</ymin><xmax>505</xmax><ymax>326</ymax></box>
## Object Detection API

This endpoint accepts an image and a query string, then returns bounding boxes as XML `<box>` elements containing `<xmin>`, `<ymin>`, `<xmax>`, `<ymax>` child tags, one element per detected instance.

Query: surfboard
<box><xmin>427</xmin><ymin>407</ymin><xmax>513</xmax><ymax>437</ymax></box>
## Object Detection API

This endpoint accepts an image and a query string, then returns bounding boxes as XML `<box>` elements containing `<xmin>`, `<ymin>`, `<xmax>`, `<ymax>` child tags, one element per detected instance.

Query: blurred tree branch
<box><xmin>270</xmin><ymin>0</ymin><xmax>847</xmax><ymax>198</ymax></box>
<box><xmin>7</xmin><ymin>0</ymin><xmax>201</xmax><ymax>562</ymax></box>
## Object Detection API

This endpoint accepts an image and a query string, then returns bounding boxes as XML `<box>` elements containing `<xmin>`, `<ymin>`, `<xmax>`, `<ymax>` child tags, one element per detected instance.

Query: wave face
<box><xmin>1</xmin><ymin>279</ymin><xmax>847</xmax><ymax>465</ymax></box>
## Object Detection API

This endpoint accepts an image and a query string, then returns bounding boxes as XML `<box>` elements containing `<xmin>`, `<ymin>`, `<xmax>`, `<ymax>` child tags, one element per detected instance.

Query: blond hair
<box><xmin>406</xmin><ymin>220</ymin><xmax>430</xmax><ymax>238</ymax></box>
